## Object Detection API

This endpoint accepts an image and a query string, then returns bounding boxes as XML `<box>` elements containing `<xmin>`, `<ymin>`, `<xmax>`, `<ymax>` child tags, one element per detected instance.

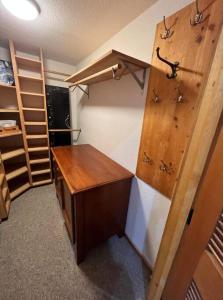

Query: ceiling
<box><xmin>0</xmin><ymin>0</ymin><xmax>157</xmax><ymax>65</ymax></box>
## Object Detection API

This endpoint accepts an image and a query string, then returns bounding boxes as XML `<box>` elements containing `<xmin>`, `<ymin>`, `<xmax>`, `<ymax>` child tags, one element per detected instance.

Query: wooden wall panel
<box><xmin>136</xmin><ymin>0</ymin><xmax>223</xmax><ymax>199</ymax></box>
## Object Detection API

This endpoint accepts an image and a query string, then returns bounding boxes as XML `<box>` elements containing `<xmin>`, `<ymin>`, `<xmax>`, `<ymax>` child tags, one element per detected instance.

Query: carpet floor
<box><xmin>0</xmin><ymin>184</ymin><xmax>150</xmax><ymax>300</ymax></box>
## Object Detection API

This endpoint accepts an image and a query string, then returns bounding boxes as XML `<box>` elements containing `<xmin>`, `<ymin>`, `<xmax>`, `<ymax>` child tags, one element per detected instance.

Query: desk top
<box><xmin>51</xmin><ymin>144</ymin><xmax>133</xmax><ymax>194</ymax></box>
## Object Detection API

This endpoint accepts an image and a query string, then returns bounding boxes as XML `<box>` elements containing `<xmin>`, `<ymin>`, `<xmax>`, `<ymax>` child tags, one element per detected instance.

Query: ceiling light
<box><xmin>1</xmin><ymin>0</ymin><xmax>40</xmax><ymax>20</ymax></box>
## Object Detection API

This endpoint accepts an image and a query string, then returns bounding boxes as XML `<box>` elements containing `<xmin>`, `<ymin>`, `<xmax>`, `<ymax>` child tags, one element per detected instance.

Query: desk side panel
<box><xmin>74</xmin><ymin>177</ymin><xmax>132</xmax><ymax>263</ymax></box>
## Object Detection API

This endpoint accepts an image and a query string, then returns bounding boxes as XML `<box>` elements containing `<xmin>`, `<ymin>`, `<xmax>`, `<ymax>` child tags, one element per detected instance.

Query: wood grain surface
<box><xmin>65</xmin><ymin>49</ymin><xmax>149</xmax><ymax>84</ymax></box>
<box><xmin>136</xmin><ymin>0</ymin><xmax>223</xmax><ymax>199</ymax></box>
<box><xmin>52</xmin><ymin>144</ymin><xmax>133</xmax><ymax>194</ymax></box>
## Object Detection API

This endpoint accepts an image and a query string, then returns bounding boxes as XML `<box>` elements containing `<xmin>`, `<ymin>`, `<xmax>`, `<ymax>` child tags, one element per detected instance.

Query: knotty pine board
<box><xmin>136</xmin><ymin>0</ymin><xmax>223</xmax><ymax>199</ymax></box>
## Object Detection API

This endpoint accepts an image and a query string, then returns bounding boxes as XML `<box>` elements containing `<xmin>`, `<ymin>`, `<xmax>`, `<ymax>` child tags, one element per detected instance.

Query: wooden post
<box><xmin>148</xmin><ymin>27</ymin><xmax>223</xmax><ymax>300</ymax></box>
<box><xmin>40</xmin><ymin>48</ymin><xmax>53</xmax><ymax>181</ymax></box>
<box><xmin>9</xmin><ymin>40</ymin><xmax>32</xmax><ymax>185</ymax></box>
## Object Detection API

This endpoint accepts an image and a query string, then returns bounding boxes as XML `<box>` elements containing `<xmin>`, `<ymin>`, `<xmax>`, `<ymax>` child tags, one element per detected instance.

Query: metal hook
<box><xmin>112</xmin><ymin>67</ymin><xmax>121</xmax><ymax>80</ymax></box>
<box><xmin>160</xmin><ymin>160</ymin><xmax>174</xmax><ymax>175</ymax></box>
<box><xmin>70</xmin><ymin>84</ymin><xmax>89</xmax><ymax>98</ymax></box>
<box><xmin>143</xmin><ymin>152</ymin><xmax>153</xmax><ymax>165</ymax></box>
<box><xmin>152</xmin><ymin>88</ymin><xmax>160</xmax><ymax>103</ymax></box>
<box><xmin>73</xmin><ymin>129</ymin><xmax>81</xmax><ymax>143</ymax></box>
<box><xmin>190</xmin><ymin>0</ymin><xmax>203</xmax><ymax>26</ymax></box>
<box><xmin>156</xmin><ymin>47</ymin><xmax>179</xmax><ymax>79</ymax></box>
<box><xmin>176</xmin><ymin>87</ymin><xmax>184</xmax><ymax>103</ymax></box>
<box><xmin>160</xmin><ymin>16</ymin><xmax>174</xmax><ymax>39</ymax></box>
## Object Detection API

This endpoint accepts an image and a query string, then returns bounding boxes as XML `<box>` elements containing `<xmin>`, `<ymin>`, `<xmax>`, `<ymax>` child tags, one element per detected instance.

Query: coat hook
<box><xmin>175</xmin><ymin>87</ymin><xmax>184</xmax><ymax>103</ymax></box>
<box><xmin>112</xmin><ymin>66</ymin><xmax>121</xmax><ymax>80</ymax></box>
<box><xmin>156</xmin><ymin>47</ymin><xmax>179</xmax><ymax>79</ymax></box>
<box><xmin>143</xmin><ymin>152</ymin><xmax>153</xmax><ymax>165</ymax></box>
<box><xmin>160</xmin><ymin>160</ymin><xmax>174</xmax><ymax>175</ymax></box>
<box><xmin>160</xmin><ymin>16</ymin><xmax>174</xmax><ymax>39</ymax></box>
<box><xmin>152</xmin><ymin>88</ymin><xmax>160</xmax><ymax>103</ymax></box>
<box><xmin>190</xmin><ymin>0</ymin><xmax>203</xmax><ymax>26</ymax></box>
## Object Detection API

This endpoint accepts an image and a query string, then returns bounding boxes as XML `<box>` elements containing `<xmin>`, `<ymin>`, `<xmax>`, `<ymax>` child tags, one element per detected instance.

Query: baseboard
<box><xmin>124</xmin><ymin>233</ymin><xmax>153</xmax><ymax>274</ymax></box>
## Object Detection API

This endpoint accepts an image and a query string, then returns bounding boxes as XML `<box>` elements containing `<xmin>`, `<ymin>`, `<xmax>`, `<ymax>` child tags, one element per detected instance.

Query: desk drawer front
<box><xmin>62</xmin><ymin>179</ymin><xmax>75</xmax><ymax>243</ymax></box>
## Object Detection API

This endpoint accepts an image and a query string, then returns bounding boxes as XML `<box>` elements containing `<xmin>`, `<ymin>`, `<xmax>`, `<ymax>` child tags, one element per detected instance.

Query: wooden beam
<box><xmin>148</xmin><ymin>27</ymin><xmax>223</xmax><ymax>300</ymax></box>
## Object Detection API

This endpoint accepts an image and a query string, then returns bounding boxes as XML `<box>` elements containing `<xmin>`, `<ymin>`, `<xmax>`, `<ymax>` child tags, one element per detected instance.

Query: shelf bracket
<box><xmin>70</xmin><ymin>84</ymin><xmax>89</xmax><ymax>98</ymax></box>
<box><xmin>73</xmin><ymin>129</ymin><xmax>81</xmax><ymax>143</ymax></box>
<box><xmin>120</xmin><ymin>60</ymin><xmax>147</xmax><ymax>90</ymax></box>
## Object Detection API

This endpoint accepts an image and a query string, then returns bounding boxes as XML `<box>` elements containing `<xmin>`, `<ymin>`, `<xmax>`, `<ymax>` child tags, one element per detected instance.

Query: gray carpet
<box><xmin>0</xmin><ymin>184</ymin><xmax>150</xmax><ymax>300</ymax></box>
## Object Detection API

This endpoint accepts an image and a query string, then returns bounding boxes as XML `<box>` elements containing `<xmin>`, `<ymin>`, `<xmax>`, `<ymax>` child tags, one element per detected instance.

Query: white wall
<box><xmin>73</xmin><ymin>0</ymin><xmax>193</xmax><ymax>267</ymax></box>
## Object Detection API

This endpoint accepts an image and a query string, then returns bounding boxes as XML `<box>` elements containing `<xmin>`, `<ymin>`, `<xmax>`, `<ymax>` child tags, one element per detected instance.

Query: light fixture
<box><xmin>1</xmin><ymin>0</ymin><xmax>40</xmax><ymax>20</ymax></box>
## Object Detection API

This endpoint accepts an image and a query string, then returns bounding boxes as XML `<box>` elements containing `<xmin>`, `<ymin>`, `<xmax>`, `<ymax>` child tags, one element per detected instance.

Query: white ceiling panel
<box><xmin>0</xmin><ymin>0</ymin><xmax>157</xmax><ymax>64</ymax></box>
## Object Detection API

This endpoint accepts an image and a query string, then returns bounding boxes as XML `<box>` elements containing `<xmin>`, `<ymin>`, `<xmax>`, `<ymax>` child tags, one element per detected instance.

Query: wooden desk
<box><xmin>51</xmin><ymin>144</ymin><xmax>133</xmax><ymax>264</ymax></box>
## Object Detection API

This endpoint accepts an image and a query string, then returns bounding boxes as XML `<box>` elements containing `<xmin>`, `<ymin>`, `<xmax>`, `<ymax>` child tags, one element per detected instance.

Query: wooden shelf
<box><xmin>30</xmin><ymin>158</ymin><xmax>50</xmax><ymax>165</ymax></box>
<box><xmin>65</xmin><ymin>49</ymin><xmax>149</xmax><ymax>86</ymax></box>
<box><xmin>22</xmin><ymin>107</ymin><xmax>45</xmax><ymax>112</ymax></box>
<box><xmin>20</xmin><ymin>91</ymin><xmax>44</xmax><ymax>97</ymax></box>
<box><xmin>10</xmin><ymin>182</ymin><xmax>30</xmax><ymax>199</ymax></box>
<box><xmin>0</xmin><ymin>83</ymin><xmax>16</xmax><ymax>89</ymax></box>
<box><xmin>17</xmin><ymin>74</ymin><xmax>43</xmax><ymax>82</ymax></box>
<box><xmin>31</xmin><ymin>169</ymin><xmax>51</xmax><ymax>176</ymax></box>
<box><xmin>6</xmin><ymin>166</ymin><xmax>28</xmax><ymax>181</ymax></box>
<box><xmin>32</xmin><ymin>179</ymin><xmax>51</xmax><ymax>187</ymax></box>
<box><xmin>15</xmin><ymin>55</ymin><xmax>41</xmax><ymax>68</ymax></box>
<box><xmin>26</xmin><ymin>134</ymin><xmax>48</xmax><ymax>139</ymax></box>
<box><xmin>0</xmin><ymin>131</ymin><xmax>22</xmax><ymax>138</ymax></box>
<box><xmin>0</xmin><ymin>40</ymin><xmax>52</xmax><ymax>203</ymax></box>
<box><xmin>0</xmin><ymin>109</ymin><xmax>19</xmax><ymax>113</ymax></box>
<box><xmin>25</xmin><ymin>121</ymin><xmax>47</xmax><ymax>126</ymax></box>
<box><xmin>2</xmin><ymin>148</ymin><xmax>25</xmax><ymax>161</ymax></box>
<box><xmin>49</xmin><ymin>128</ymin><xmax>81</xmax><ymax>132</ymax></box>
<box><xmin>28</xmin><ymin>147</ymin><xmax>49</xmax><ymax>152</ymax></box>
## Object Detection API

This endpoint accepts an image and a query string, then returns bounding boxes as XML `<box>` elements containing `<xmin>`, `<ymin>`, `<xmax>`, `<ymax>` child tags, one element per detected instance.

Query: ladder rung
<box><xmin>15</xmin><ymin>55</ymin><xmax>41</xmax><ymax>68</ymax></box>
<box><xmin>32</xmin><ymin>179</ymin><xmax>51</xmax><ymax>187</ymax></box>
<box><xmin>18</xmin><ymin>74</ymin><xmax>43</xmax><ymax>81</ymax></box>
<box><xmin>21</xmin><ymin>92</ymin><xmax>44</xmax><ymax>97</ymax></box>
<box><xmin>28</xmin><ymin>147</ymin><xmax>49</xmax><ymax>152</ymax></box>
<box><xmin>22</xmin><ymin>107</ymin><xmax>45</xmax><ymax>112</ymax></box>
<box><xmin>26</xmin><ymin>135</ymin><xmax>48</xmax><ymax>139</ymax></box>
<box><xmin>31</xmin><ymin>169</ymin><xmax>51</xmax><ymax>176</ymax></box>
<box><xmin>30</xmin><ymin>158</ymin><xmax>50</xmax><ymax>164</ymax></box>
<box><xmin>25</xmin><ymin>122</ymin><xmax>46</xmax><ymax>126</ymax></box>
